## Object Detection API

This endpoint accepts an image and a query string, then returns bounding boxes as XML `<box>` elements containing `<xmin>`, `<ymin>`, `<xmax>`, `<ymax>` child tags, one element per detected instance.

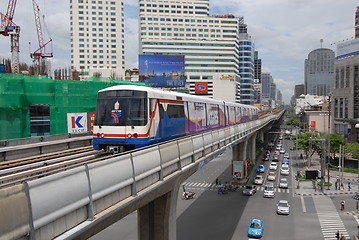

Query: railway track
<box><xmin>0</xmin><ymin>147</ymin><xmax>106</xmax><ymax>189</ymax></box>
<box><xmin>0</xmin><ymin>146</ymin><xmax>94</xmax><ymax>170</ymax></box>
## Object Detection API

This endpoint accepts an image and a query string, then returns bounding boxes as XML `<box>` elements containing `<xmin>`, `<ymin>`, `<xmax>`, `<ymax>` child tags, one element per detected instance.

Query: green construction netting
<box><xmin>0</xmin><ymin>74</ymin><xmax>149</xmax><ymax>140</ymax></box>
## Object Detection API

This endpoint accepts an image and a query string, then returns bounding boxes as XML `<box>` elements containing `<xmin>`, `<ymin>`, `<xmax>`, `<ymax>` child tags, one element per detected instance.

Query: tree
<box><xmin>328</xmin><ymin>134</ymin><xmax>344</xmax><ymax>159</ymax></box>
<box><xmin>294</xmin><ymin>131</ymin><xmax>322</xmax><ymax>159</ymax></box>
<box><xmin>344</xmin><ymin>143</ymin><xmax>359</xmax><ymax>159</ymax></box>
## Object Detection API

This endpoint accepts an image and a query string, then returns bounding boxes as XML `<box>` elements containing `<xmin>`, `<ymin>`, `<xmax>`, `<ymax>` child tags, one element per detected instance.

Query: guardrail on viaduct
<box><xmin>0</xmin><ymin>110</ymin><xmax>284</xmax><ymax>240</ymax></box>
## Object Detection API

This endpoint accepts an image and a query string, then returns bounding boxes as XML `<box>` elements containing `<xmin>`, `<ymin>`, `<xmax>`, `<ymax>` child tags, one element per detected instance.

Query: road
<box><xmin>91</xmin><ymin>131</ymin><xmax>359</xmax><ymax>240</ymax></box>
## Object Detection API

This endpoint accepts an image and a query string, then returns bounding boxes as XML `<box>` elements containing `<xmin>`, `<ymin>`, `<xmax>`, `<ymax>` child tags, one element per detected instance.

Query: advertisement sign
<box><xmin>88</xmin><ymin>112</ymin><xmax>96</xmax><ymax>131</ymax></box>
<box><xmin>139</xmin><ymin>55</ymin><xmax>186</xmax><ymax>87</ymax></box>
<box><xmin>220</xmin><ymin>75</ymin><xmax>235</xmax><ymax>81</ymax></box>
<box><xmin>337</xmin><ymin>38</ymin><xmax>359</xmax><ymax>59</ymax></box>
<box><xmin>195</xmin><ymin>82</ymin><xmax>208</xmax><ymax>94</ymax></box>
<box><xmin>67</xmin><ymin>113</ymin><xmax>88</xmax><ymax>133</ymax></box>
<box><xmin>310</xmin><ymin>121</ymin><xmax>316</xmax><ymax>130</ymax></box>
<box><xmin>233</xmin><ymin>161</ymin><xmax>243</xmax><ymax>179</ymax></box>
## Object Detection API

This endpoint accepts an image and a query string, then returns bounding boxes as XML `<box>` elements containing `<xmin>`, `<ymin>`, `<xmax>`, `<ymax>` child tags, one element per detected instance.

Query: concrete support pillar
<box><xmin>138</xmin><ymin>188</ymin><xmax>178</xmax><ymax>240</ymax></box>
<box><xmin>233</xmin><ymin>141</ymin><xmax>248</xmax><ymax>179</ymax></box>
<box><xmin>248</xmin><ymin>134</ymin><xmax>257</xmax><ymax>163</ymax></box>
<box><xmin>258</xmin><ymin>130</ymin><xmax>264</xmax><ymax>143</ymax></box>
<box><xmin>239</xmin><ymin>141</ymin><xmax>247</xmax><ymax>162</ymax></box>
<box><xmin>232</xmin><ymin>144</ymin><xmax>240</xmax><ymax>162</ymax></box>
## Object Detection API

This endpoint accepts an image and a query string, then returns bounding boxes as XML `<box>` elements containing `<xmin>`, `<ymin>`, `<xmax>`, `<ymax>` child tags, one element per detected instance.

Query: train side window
<box><xmin>167</xmin><ymin>104</ymin><xmax>185</xmax><ymax>118</ymax></box>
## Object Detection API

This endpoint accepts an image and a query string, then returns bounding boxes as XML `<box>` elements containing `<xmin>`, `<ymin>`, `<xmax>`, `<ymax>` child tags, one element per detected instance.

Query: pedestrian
<box><xmin>348</xmin><ymin>182</ymin><xmax>351</xmax><ymax>191</ymax></box>
<box><xmin>340</xmin><ymin>233</ymin><xmax>345</xmax><ymax>240</ymax></box>
<box><xmin>215</xmin><ymin>177</ymin><xmax>219</xmax><ymax>186</ymax></box>
<box><xmin>340</xmin><ymin>199</ymin><xmax>346</xmax><ymax>210</ymax></box>
<box><xmin>335</xmin><ymin>181</ymin><xmax>338</xmax><ymax>190</ymax></box>
<box><xmin>335</xmin><ymin>230</ymin><xmax>340</xmax><ymax>239</ymax></box>
<box><xmin>341</xmin><ymin>183</ymin><xmax>344</xmax><ymax>191</ymax></box>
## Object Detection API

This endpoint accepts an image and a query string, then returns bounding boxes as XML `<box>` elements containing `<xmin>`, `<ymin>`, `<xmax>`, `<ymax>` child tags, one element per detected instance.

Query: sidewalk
<box><xmin>294</xmin><ymin>153</ymin><xmax>359</xmax><ymax>196</ymax></box>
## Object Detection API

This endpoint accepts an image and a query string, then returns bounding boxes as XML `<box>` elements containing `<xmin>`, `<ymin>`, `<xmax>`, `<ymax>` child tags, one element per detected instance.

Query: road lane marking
<box><xmin>301</xmin><ymin>196</ymin><xmax>307</xmax><ymax>213</ymax></box>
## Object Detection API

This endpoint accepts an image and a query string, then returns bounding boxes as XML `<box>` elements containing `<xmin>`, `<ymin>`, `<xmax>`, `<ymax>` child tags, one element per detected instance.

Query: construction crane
<box><xmin>0</xmin><ymin>0</ymin><xmax>20</xmax><ymax>73</ymax></box>
<box><xmin>30</xmin><ymin>0</ymin><xmax>53</xmax><ymax>75</ymax></box>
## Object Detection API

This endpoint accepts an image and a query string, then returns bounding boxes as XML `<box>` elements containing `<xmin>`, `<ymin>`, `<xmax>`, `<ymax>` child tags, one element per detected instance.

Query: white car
<box><xmin>267</xmin><ymin>171</ymin><xmax>276</xmax><ymax>181</ymax></box>
<box><xmin>254</xmin><ymin>175</ymin><xmax>264</xmax><ymax>185</ymax></box>
<box><xmin>280</xmin><ymin>164</ymin><xmax>290</xmax><ymax>175</ymax></box>
<box><xmin>264</xmin><ymin>184</ymin><xmax>275</xmax><ymax>198</ymax></box>
<box><xmin>277</xmin><ymin>200</ymin><xmax>290</xmax><ymax>215</ymax></box>
<box><xmin>269</xmin><ymin>162</ymin><xmax>278</xmax><ymax>170</ymax></box>
<box><xmin>280</xmin><ymin>148</ymin><xmax>285</xmax><ymax>154</ymax></box>
<box><xmin>279</xmin><ymin>178</ymin><xmax>288</xmax><ymax>188</ymax></box>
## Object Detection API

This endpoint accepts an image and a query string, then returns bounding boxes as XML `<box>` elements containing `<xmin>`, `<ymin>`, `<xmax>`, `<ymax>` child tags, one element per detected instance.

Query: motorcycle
<box><xmin>183</xmin><ymin>191</ymin><xmax>195</xmax><ymax>200</ymax></box>
<box><xmin>352</xmin><ymin>194</ymin><xmax>359</xmax><ymax>200</ymax></box>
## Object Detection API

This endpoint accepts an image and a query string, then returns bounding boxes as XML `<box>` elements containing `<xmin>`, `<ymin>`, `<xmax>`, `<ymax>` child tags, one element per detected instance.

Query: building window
<box><xmin>30</xmin><ymin>105</ymin><xmax>50</xmax><ymax>136</ymax></box>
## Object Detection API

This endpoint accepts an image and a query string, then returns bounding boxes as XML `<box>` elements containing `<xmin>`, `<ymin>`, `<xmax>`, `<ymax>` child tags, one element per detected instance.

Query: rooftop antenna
<box><xmin>320</xmin><ymin>39</ymin><xmax>323</xmax><ymax>48</ymax></box>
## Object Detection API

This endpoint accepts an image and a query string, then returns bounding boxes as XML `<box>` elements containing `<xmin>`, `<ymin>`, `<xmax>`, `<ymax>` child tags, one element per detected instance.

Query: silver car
<box><xmin>263</xmin><ymin>184</ymin><xmax>275</xmax><ymax>198</ymax></box>
<box><xmin>277</xmin><ymin>200</ymin><xmax>290</xmax><ymax>215</ymax></box>
<box><xmin>254</xmin><ymin>175</ymin><xmax>264</xmax><ymax>185</ymax></box>
<box><xmin>279</xmin><ymin>178</ymin><xmax>288</xmax><ymax>188</ymax></box>
<box><xmin>242</xmin><ymin>185</ymin><xmax>257</xmax><ymax>196</ymax></box>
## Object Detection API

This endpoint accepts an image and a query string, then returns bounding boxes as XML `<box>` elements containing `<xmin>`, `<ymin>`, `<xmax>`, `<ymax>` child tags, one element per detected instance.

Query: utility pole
<box><xmin>309</xmin><ymin>138</ymin><xmax>326</xmax><ymax>193</ymax></box>
<box><xmin>327</xmin><ymin>95</ymin><xmax>331</xmax><ymax>190</ymax></box>
<box><xmin>296</xmin><ymin>127</ymin><xmax>300</xmax><ymax>189</ymax></box>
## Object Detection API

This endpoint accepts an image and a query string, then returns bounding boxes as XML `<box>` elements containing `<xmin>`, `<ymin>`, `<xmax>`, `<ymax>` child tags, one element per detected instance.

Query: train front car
<box><xmin>92</xmin><ymin>85</ymin><xmax>188</xmax><ymax>153</ymax></box>
<box><xmin>93</xmin><ymin>86</ymin><xmax>151</xmax><ymax>152</ymax></box>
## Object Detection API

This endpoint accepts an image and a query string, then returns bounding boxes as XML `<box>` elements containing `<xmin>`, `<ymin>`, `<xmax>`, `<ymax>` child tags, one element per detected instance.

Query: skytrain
<box><xmin>92</xmin><ymin>85</ymin><xmax>258</xmax><ymax>152</ymax></box>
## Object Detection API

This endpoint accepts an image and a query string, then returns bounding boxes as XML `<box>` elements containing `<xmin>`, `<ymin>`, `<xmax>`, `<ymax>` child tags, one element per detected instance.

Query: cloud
<box><xmin>1</xmin><ymin>0</ymin><xmax>358</xmax><ymax>104</ymax></box>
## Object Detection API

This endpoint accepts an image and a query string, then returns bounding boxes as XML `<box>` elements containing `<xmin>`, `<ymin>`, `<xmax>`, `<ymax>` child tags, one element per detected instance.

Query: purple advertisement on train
<box><xmin>139</xmin><ymin>55</ymin><xmax>186</xmax><ymax>88</ymax></box>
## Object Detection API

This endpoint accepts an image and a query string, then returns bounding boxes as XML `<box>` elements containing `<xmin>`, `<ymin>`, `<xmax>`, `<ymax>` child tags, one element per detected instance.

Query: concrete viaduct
<box><xmin>0</xmin><ymin>110</ymin><xmax>284</xmax><ymax>240</ymax></box>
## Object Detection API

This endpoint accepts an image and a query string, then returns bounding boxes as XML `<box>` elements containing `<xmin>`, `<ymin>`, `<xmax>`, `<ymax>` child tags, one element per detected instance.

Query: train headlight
<box><xmin>127</xmin><ymin>133</ymin><xmax>132</xmax><ymax>138</ymax></box>
<box><xmin>101</xmin><ymin>133</ymin><xmax>105</xmax><ymax>138</ymax></box>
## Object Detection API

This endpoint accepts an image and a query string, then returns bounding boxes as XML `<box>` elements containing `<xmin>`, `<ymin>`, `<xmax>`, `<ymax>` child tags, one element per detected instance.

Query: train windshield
<box><xmin>95</xmin><ymin>90</ymin><xmax>148</xmax><ymax>126</ymax></box>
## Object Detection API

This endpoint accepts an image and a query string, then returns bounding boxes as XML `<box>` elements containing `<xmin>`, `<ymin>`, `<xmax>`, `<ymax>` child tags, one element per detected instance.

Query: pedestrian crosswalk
<box><xmin>313</xmin><ymin>196</ymin><xmax>350</xmax><ymax>240</ymax></box>
<box><xmin>182</xmin><ymin>182</ymin><xmax>290</xmax><ymax>193</ymax></box>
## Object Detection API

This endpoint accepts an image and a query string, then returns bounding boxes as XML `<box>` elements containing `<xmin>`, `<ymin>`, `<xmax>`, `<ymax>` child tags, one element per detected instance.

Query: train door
<box><xmin>158</xmin><ymin>103</ymin><xmax>165</xmax><ymax>138</ymax></box>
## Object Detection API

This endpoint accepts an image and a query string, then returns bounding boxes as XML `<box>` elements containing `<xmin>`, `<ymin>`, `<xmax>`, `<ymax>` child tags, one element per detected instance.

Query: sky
<box><xmin>0</xmin><ymin>0</ymin><xmax>358</xmax><ymax>104</ymax></box>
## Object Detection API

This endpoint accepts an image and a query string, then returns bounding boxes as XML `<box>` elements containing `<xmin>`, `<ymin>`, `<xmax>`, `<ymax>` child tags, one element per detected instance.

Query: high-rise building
<box><xmin>261</xmin><ymin>72</ymin><xmax>272</xmax><ymax>99</ymax></box>
<box><xmin>304</xmin><ymin>48</ymin><xmax>335</xmax><ymax>96</ymax></box>
<box><xmin>139</xmin><ymin>0</ymin><xmax>253</xmax><ymax>104</ymax></box>
<box><xmin>238</xmin><ymin>23</ymin><xmax>254</xmax><ymax>105</ymax></box>
<box><xmin>294</xmin><ymin>84</ymin><xmax>304</xmax><ymax>98</ymax></box>
<box><xmin>253</xmin><ymin>51</ymin><xmax>262</xmax><ymax>83</ymax></box>
<box><xmin>253</xmin><ymin>79</ymin><xmax>261</xmax><ymax>104</ymax></box>
<box><xmin>277</xmin><ymin>90</ymin><xmax>282</xmax><ymax>105</ymax></box>
<box><xmin>332</xmin><ymin>38</ymin><xmax>359</xmax><ymax>143</ymax></box>
<box><xmin>253</xmin><ymin>51</ymin><xmax>262</xmax><ymax>104</ymax></box>
<box><xmin>270</xmin><ymin>81</ymin><xmax>276</xmax><ymax>101</ymax></box>
<box><xmin>355</xmin><ymin>6</ymin><xmax>359</xmax><ymax>39</ymax></box>
<box><xmin>70</xmin><ymin>0</ymin><xmax>125</xmax><ymax>80</ymax></box>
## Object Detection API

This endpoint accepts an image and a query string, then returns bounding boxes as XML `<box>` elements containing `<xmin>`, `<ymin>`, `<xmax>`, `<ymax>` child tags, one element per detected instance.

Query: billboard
<box><xmin>310</xmin><ymin>120</ymin><xmax>316</xmax><ymax>130</ymax></box>
<box><xmin>139</xmin><ymin>55</ymin><xmax>186</xmax><ymax>87</ymax></box>
<box><xmin>195</xmin><ymin>82</ymin><xmax>208</xmax><ymax>94</ymax></box>
<box><xmin>233</xmin><ymin>161</ymin><xmax>244</xmax><ymax>179</ymax></box>
<box><xmin>67</xmin><ymin>113</ymin><xmax>88</xmax><ymax>134</ymax></box>
<box><xmin>337</xmin><ymin>38</ymin><xmax>359</xmax><ymax>59</ymax></box>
